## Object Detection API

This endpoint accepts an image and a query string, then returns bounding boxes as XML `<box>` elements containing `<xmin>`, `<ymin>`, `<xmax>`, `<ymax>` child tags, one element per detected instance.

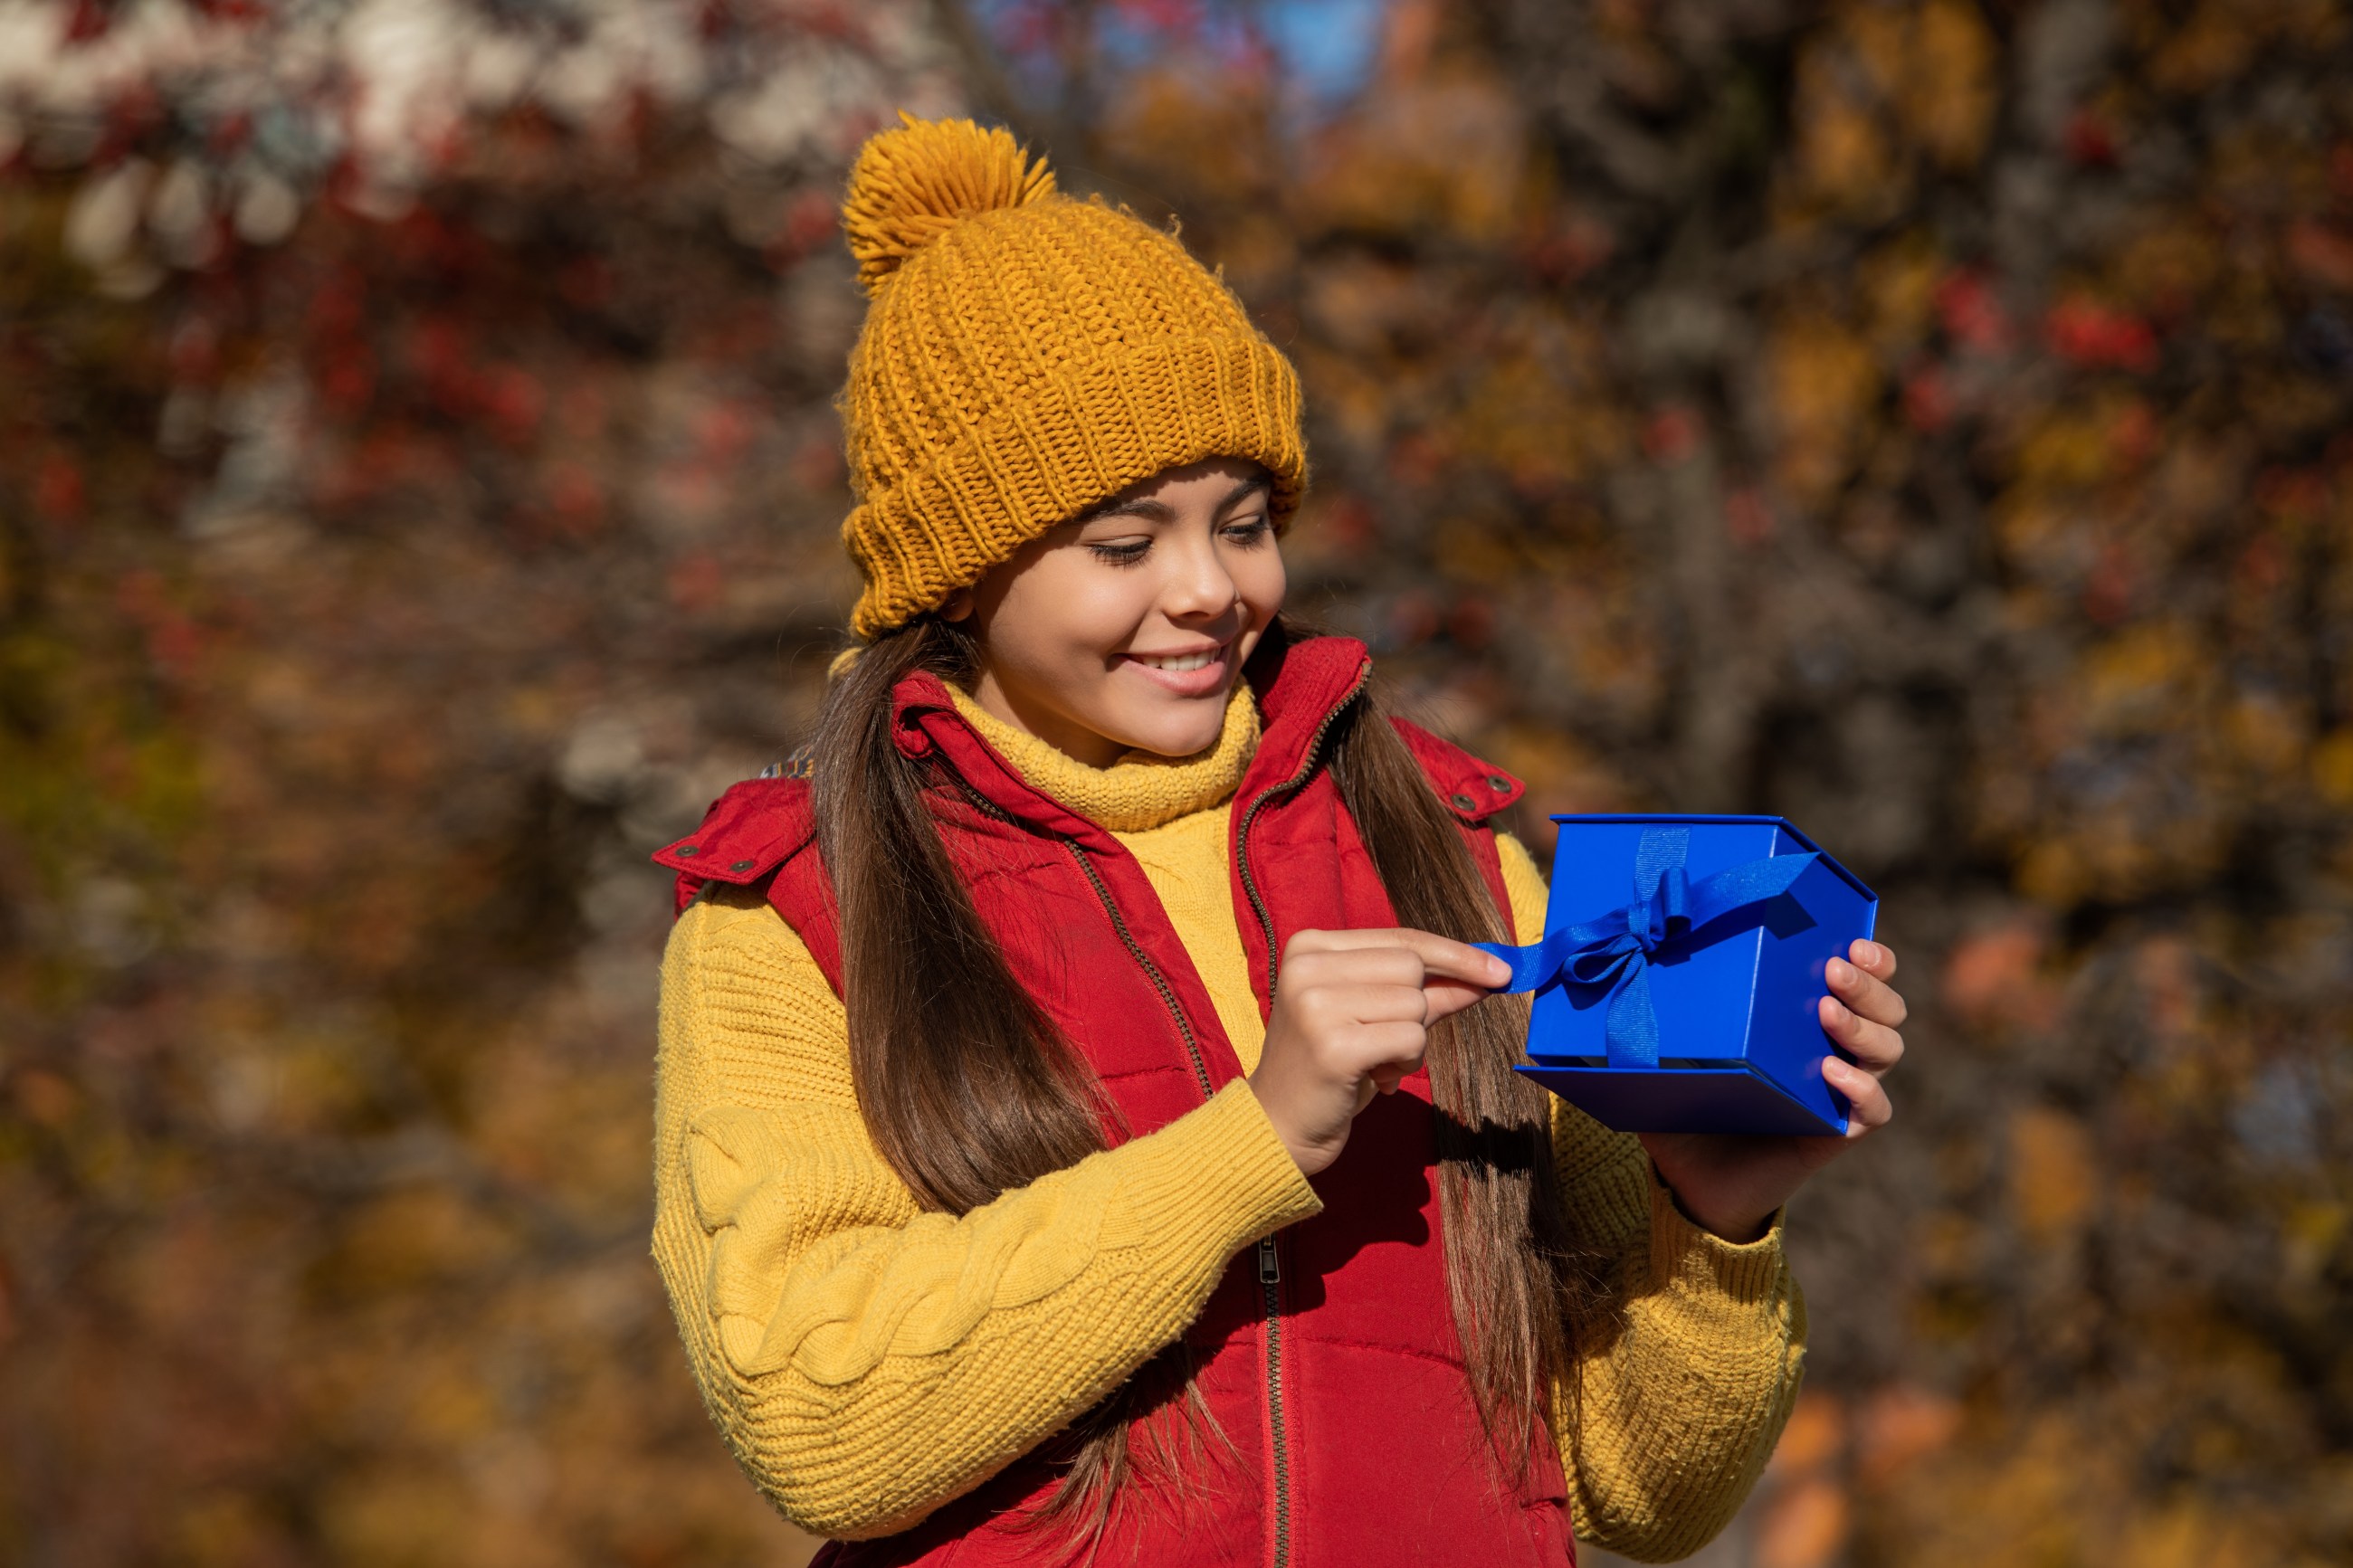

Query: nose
<box><xmin>1159</xmin><ymin>527</ymin><xmax>1240</xmax><ymax>622</ymax></box>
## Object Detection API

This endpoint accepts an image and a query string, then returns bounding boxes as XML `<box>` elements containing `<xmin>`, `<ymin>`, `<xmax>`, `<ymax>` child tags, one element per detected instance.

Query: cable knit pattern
<box><xmin>833</xmin><ymin>117</ymin><xmax>1309</xmax><ymax>639</ymax></box>
<box><xmin>653</xmin><ymin>760</ymin><xmax>1805</xmax><ymax>1554</ymax></box>
<box><xmin>945</xmin><ymin>679</ymin><xmax>1260</xmax><ymax>834</ymax></box>
<box><xmin>654</xmin><ymin>891</ymin><xmax>1320</xmax><ymax>1537</ymax></box>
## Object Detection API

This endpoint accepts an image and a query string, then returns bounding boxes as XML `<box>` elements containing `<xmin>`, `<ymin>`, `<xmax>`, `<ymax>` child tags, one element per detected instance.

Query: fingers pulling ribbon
<box><xmin>1476</xmin><ymin>828</ymin><xmax>1820</xmax><ymax>1069</ymax></box>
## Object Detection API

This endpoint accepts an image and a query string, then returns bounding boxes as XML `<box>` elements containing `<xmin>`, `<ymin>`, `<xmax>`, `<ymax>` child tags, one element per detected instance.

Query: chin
<box><xmin>1118</xmin><ymin>703</ymin><xmax>1227</xmax><ymax>760</ymax></box>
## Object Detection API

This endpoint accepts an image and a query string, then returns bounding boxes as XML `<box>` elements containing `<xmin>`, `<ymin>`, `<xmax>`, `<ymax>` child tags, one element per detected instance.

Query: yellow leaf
<box><xmin>1903</xmin><ymin>0</ymin><xmax>1997</xmax><ymax>169</ymax></box>
<box><xmin>2008</xmin><ymin>1106</ymin><xmax>2099</xmax><ymax>1247</ymax></box>
<box><xmin>2310</xmin><ymin>727</ymin><xmax>2353</xmax><ymax>806</ymax></box>
<box><xmin>1769</xmin><ymin>315</ymin><xmax>1881</xmax><ymax>508</ymax></box>
<box><xmin>1758</xmin><ymin>1477</ymin><xmax>1851</xmax><ymax>1568</ymax></box>
<box><xmin>1771</xmin><ymin>1391</ymin><xmax>1848</xmax><ymax>1478</ymax></box>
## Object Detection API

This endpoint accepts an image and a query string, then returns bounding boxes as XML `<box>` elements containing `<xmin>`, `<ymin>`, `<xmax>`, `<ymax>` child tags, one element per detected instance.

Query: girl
<box><xmin>652</xmin><ymin>116</ymin><xmax>1908</xmax><ymax>1567</ymax></box>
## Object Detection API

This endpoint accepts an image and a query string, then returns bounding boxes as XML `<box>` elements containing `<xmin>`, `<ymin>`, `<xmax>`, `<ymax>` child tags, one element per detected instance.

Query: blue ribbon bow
<box><xmin>1477</xmin><ymin>828</ymin><xmax>1819</xmax><ymax>1069</ymax></box>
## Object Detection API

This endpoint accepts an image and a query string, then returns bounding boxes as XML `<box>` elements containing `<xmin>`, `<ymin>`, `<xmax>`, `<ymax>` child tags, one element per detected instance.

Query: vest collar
<box><xmin>1231</xmin><ymin>630</ymin><xmax>1373</xmax><ymax>808</ymax></box>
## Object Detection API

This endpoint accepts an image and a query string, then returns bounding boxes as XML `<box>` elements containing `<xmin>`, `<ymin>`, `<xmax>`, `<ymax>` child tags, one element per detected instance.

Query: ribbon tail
<box><xmin>1475</xmin><ymin>936</ymin><xmax>1566</xmax><ymax>994</ymax></box>
<box><xmin>1604</xmin><ymin>965</ymin><xmax>1662</xmax><ymax>1069</ymax></box>
<box><xmin>1681</xmin><ymin>851</ymin><xmax>1822</xmax><ymax>930</ymax></box>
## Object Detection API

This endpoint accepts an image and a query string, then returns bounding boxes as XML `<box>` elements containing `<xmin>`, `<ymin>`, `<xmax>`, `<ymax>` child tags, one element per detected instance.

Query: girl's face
<box><xmin>947</xmin><ymin>456</ymin><xmax>1286</xmax><ymax>768</ymax></box>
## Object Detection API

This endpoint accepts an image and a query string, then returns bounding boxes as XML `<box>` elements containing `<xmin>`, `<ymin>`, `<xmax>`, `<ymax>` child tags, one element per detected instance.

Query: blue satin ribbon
<box><xmin>1477</xmin><ymin>828</ymin><xmax>1819</xmax><ymax>1069</ymax></box>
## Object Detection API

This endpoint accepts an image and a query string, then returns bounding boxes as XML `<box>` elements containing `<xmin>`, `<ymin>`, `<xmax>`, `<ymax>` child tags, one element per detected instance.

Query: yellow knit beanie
<box><xmin>834</xmin><ymin>114</ymin><xmax>1309</xmax><ymax>640</ymax></box>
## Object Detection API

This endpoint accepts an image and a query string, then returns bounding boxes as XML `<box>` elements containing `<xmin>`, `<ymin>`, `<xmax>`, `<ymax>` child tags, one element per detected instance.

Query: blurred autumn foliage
<box><xmin>3</xmin><ymin>1</ymin><xmax>2349</xmax><ymax>1564</ymax></box>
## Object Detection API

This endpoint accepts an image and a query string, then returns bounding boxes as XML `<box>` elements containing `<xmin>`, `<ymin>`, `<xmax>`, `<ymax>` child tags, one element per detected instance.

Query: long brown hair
<box><xmin>810</xmin><ymin>614</ymin><xmax>1596</xmax><ymax>1535</ymax></box>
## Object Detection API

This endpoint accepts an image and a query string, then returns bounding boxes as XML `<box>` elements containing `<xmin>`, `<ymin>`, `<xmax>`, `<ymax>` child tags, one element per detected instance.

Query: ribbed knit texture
<box><xmin>652</xmin><ymin>717</ymin><xmax>1805</xmax><ymax>1554</ymax></box>
<box><xmin>834</xmin><ymin>116</ymin><xmax>1309</xmax><ymax>639</ymax></box>
<box><xmin>945</xmin><ymin>679</ymin><xmax>1260</xmax><ymax>834</ymax></box>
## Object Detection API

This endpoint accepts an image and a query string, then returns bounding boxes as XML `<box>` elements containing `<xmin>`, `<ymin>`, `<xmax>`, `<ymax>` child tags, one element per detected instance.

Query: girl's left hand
<box><xmin>1635</xmin><ymin>938</ymin><xmax>1907</xmax><ymax>1243</ymax></box>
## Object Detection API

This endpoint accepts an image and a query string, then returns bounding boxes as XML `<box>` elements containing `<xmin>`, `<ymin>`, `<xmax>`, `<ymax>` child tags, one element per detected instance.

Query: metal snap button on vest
<box><xmin>1450</xmin><ymin>793</ymin><xmax>1475</xmax><ymax>810</ymax></box>
<box><xmin>1486</xmin><ymin>774</ymin><xmax>1510</xmax><ymax>792</ymax></box>
<box><xmin>730</xmin><ymin>860</ymin><xmax>756</xmax><ymax>871</ymax></box>
<box><xmin>675</xmin><ymin>844</ymin><xmax>700</xmax><ymax>856</ymax></box>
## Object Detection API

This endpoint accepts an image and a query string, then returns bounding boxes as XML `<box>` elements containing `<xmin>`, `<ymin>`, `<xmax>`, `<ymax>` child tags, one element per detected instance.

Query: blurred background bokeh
<box><xmin>3</xmin><ymin>0</ymin><xmax>2349</xmax><ymax>1563</ymax></box>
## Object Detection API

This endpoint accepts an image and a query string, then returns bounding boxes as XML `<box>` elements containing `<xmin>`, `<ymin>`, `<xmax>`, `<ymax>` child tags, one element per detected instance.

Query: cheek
<box><xmin>1236</xmin><ymin>541</ymin><xmax>1288</xmax><ymax>626</ymax></box>
<box><xmin>986</xmin><ymin>556</ymin><xmax>1154</xmax><ymax>670</ymax></box>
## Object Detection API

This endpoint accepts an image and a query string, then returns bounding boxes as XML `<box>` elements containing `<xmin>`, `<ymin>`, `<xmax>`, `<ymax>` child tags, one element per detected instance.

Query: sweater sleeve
<box><xmin>651</xmin><ymin>885</ymin><xmax>1323</xmax><ymax>1539</ymax></box>
<box><xmin>1495</xmin><ymin>832</ymin><xmax>1807</xmax><ymax>1563</ymax></box>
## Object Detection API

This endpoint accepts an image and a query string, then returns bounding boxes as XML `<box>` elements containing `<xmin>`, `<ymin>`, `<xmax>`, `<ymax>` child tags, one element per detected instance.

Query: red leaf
<box><xmin>2043</xmin><ymin>298</ymin><xmax>2158</xmax><ymax>372</ymax></box>
<box><xmin>2063</xmin><ymin>109</ymin><xmax>2119</xmax><ymax>168</ymax></box>
<box><xmin>2287</xmin><ymin>221</ymin><xmax>2353</xmax><ymax>293</ymax></box>
<box><xmin>1935</xmin><ymin>270</ymin><xmax>2012</xmax><ymax>354</ymax></box>
<box><xmin>34</xmin><ymin>455</ymin><xmax>86</xmax><ymax>522</ymax></box>
<box><xmin>1643</xmin><ymin>406</ymin><xmax>1700</xmax><ymax>462</ymax></box>
<box><xmin>1902</xmin><ymin>366</ymin><xmax>1954</xmax><ymax>432</ymax></box>
<box><xmin>65</xmin><ymin>0</ymin><xmax>111</xmax><ymax>43</ymax></box>
<box><xmin>1726</xmin><ymin>486</ymin><xmax>1775</xmax><ymax>545</ymax></box>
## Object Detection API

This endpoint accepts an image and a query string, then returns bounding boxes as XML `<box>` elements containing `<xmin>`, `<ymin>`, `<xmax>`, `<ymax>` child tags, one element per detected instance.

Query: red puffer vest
<box><xmin>657</xmin><ymin>635</ymin><xmax>1574</xmax><ymax>1568</ymax></box>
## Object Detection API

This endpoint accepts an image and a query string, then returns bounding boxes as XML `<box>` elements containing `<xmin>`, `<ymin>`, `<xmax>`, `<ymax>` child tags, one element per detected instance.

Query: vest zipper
<box><xmin>939</xmin><ymin>769</ymin><xmax>1216</xmax><ymax>1103</ymax></box>
<box><xmin>1060</xmin><ymin>838</ymin><xmax>1217</xmax><ymax>1102</ymax></box>
<box><xmin>1232</xmin><ymin>661</ymin><xmax>1367</xmax><ymax>1568</ymax></box>
<box><xmin>1257</xmin><ymin>1235</ymin><xmax>1291</xmax><ymax>1566</ymax></box>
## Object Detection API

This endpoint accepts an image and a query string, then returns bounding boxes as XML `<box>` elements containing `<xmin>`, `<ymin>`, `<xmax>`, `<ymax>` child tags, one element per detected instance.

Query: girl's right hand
<box><xmin>1246</xmin><ymin>928</ymin><xmax>1513</xmax><ymax>1177</ymax></box>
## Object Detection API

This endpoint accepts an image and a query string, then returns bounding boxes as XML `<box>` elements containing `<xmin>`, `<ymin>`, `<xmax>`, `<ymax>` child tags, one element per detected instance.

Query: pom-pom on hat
<box><xmin>834</xmin><ymin>113</ymin><xmax>1308</xmax><ymax>640</ymax></box>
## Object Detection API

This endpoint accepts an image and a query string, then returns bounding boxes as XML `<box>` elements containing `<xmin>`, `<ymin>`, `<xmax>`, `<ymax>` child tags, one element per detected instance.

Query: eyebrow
<box><xmin>1083</xmin><ymin>474</ymin><xmax>1272</xmax><ymax>526</ymax></box>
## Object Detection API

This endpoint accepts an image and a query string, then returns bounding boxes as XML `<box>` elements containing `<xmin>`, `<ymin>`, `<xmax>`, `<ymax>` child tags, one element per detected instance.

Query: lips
<box><xmin>1120</xmin><ymin>639</ymin><xmax>1231</xmax><ymax>697</ymax></box>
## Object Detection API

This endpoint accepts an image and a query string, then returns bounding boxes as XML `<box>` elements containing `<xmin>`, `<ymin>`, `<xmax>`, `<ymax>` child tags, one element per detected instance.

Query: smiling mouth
<box><xmin>1127</xmin><ymin>644</ymin><xmax>1226</xmax><ymax>673</ymax></box>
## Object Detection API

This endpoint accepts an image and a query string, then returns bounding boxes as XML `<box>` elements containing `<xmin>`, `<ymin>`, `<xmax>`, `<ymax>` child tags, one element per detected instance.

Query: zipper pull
<box><xmin>1257</xmin><ymin>1237</ymin><xmax>1281</xmax><ymax>1285</ymax></box>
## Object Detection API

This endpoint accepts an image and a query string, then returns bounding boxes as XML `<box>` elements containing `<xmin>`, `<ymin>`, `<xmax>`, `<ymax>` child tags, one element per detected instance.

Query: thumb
<box><xmin>1424</xmin><ymin>975</ymin><xmax>1499</xmax><ymax>1022</ymax></box>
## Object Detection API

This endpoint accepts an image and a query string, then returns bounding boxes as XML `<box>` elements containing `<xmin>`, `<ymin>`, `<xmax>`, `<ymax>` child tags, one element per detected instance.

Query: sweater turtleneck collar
<box><xmin>944</xmin><ymin>680</ymin><xmax>1260</xmax><ymax>833</ymax></box>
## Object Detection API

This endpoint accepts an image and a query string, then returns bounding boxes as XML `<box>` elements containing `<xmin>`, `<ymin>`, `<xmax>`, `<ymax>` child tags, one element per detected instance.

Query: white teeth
<box><xmin>1134</xmin><ymin>650</ymin><xmax>1218</xmax><ymax>672</ymax></box>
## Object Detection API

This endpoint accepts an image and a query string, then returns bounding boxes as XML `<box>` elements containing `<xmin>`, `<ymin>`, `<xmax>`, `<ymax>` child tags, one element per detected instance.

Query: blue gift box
<box><xmin>1478</xmin><ymin>814</ymin><xmax>1879</xmax><ymax>1138</ymax></box>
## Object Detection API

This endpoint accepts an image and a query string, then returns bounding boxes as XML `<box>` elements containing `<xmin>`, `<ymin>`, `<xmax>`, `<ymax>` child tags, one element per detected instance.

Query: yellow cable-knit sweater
<box><xmin>652</xmin><ymin>685</ymin><xmax>1805</xmax><ymax>1558</ymax></box>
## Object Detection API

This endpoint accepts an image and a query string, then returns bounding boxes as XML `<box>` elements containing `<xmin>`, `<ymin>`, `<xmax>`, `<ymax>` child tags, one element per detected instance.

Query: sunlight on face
<box><xmin>945</xmin><ymin>457</ymin><xmax>1286</xmax><ymax>767</ymax></box>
